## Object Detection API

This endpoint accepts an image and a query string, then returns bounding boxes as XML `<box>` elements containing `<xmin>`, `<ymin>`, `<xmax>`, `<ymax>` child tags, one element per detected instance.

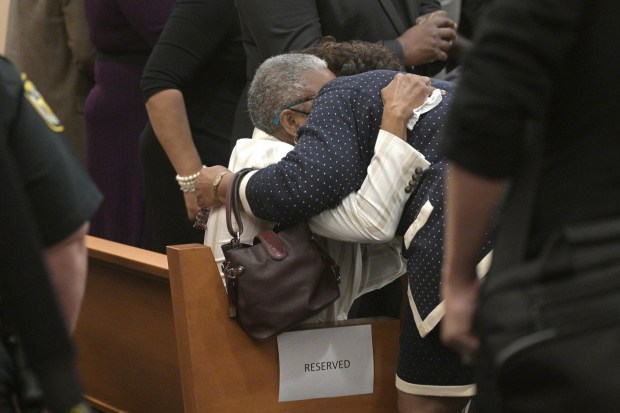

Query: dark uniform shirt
<box><xmin>1</xmin><ymin>57</ymin><xmax>102</xmax><ymax>246</ymax></box>
<box><xmin>0</xmin><ymin>56</ymin><xmax>101</xmax><ymax>412</ymax></box>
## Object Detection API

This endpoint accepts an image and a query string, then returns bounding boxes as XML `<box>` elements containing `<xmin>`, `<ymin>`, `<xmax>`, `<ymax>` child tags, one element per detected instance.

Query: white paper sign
<box><xmin>277</xmin><ymin>325</ymin><xmax>374</xmax><ymax>402</ymax></box>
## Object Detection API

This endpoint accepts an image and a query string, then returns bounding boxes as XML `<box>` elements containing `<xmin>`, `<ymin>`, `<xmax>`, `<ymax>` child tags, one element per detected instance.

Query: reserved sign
<box><xmin>277</xmin><ymin>325</ymin><xmax>374</xmax><ymax>401</ymax></box>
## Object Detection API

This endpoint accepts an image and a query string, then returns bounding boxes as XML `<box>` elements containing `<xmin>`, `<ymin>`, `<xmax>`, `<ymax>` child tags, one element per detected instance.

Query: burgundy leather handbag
<box><xmin>221</xmin><ymin>168</ymin><xmax>341</xmax><ymax>340</ymax></box>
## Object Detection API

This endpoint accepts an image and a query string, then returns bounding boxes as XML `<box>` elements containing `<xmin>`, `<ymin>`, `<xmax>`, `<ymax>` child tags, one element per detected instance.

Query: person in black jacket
<box><xmin>441</xmin><ymin>0</ymin><xmax>620</xmax><ymax>411</ymax></box>
<box><xmin>0</xmin><ymin>55</ymin><xmax>101</xmax><ymax>413</ymax></box>
<box><xmin>232</xmin><ymin>0</ymin><xmax>457</xmax><ymax>140</ymax></box>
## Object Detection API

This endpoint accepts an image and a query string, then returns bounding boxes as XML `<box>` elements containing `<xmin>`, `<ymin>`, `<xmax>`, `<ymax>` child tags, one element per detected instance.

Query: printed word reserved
<box><xmin>304</xmin><ymin>360</ymin><xmax>351</xmax><ymax>372</ymax></box>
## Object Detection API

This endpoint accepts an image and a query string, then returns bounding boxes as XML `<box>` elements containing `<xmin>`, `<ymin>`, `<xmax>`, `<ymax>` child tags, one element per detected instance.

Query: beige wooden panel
<box><xmin>167</xmin><ymin>243</ymin><xmax>400</xmax><ymax>413</ymax></box>
<box><xmin>76</xmin><ymin>237</ymin><xmax>401</xmax><ymax>412</ymax></box>
<box><xmin>0</xmin><ymin>0</ymin><xmax>10</xmax><ymax>54</ymax></box>
<box><xmin>75</xmin><ymin>237</ymin><xmax>183</xmax><ymax>413</ymax></box>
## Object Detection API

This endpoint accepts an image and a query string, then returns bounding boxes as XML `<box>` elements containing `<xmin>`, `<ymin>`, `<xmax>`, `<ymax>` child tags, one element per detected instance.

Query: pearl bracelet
<box><xmin>175</xmin><ymin>166</ymin><xmax>205</xmax><ymax>192</ymax></box>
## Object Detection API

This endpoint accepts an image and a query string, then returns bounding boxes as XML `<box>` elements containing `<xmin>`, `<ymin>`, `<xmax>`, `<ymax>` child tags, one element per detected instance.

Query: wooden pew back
<box><xmin>75</xmin><ymin>237</ymin><xmax>183</xmax><ymax>412</ymax></box>
<box><xmin>75</xmin><ymin>237</ymin><xmax>400</xmax><ymax>413</ymax></box>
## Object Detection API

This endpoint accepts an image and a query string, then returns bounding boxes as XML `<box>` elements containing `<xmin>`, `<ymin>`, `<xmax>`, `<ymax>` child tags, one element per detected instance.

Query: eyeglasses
<box><xmin>272</xmin><ymin>95</ymin><xmax>315</xmax><ymax>126</ymax></box>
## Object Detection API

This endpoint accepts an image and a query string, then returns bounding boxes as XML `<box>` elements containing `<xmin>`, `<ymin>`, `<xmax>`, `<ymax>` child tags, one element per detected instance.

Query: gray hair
<box><xmin>248</xmin><ymin>53</ymin><xmax>328</xmax><ymax>136</ymax></box>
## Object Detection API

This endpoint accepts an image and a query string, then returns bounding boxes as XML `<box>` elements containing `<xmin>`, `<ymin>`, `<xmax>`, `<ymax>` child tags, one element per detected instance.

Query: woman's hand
<box><xmin>195</xmin><ymin>165</ymin><xmax>233</xmax><ymax>209</ymax></box>
<box><xmin>183</xmin><ymin>191</ymin><xmax>201</xmax><ymax>221</ymax></box>
<box><xmin>380</xmin><ymin>73</ymin><xmax>434</xmax><ymax>139</ymax></box>
<box><xmin>441</xmin><ymin>273</ymin><xmax>481</xmax><ymax>362</ymax></box>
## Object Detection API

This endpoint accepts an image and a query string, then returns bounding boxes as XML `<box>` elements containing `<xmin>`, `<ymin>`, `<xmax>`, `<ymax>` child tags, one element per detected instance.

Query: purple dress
<box><xmin>84</xmin><ymin>0</ymin><xmax>174</xmax><ymax>248</ymax></box>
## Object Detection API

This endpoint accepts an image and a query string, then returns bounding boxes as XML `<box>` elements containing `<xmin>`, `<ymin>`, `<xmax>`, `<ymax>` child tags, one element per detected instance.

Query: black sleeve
<box><xmin>235</xmin><ymin>0</ymin><xmax>323</xmax><ymax>58</ymax></box>
<box><xmin>4</xmin><ymin>60</ymin><xmax>102</xmax><ymax>246</ymax></box>
<box><xmin>442</xmin><ymin>0</ymin><xmax>583</xmax><ymax>178</ymax></box>
<box><xmin>420</xmin><ymin>0</ymin><xmax>442</xmax><ymax>15</ymax></box>
<box><xmin>141</xmin><ymin>0</ymin><xmax>242</xmax><ymax>99</ymax></box>
<box><xmin>458</xmin><ymin>0</ymin><xmax>494</xmax><ymax>39</ymax></box>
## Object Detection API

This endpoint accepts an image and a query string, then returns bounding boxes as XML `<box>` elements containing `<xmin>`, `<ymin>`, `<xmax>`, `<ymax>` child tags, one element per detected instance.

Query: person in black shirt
<box><xmin>140</xmin><ymin>0</ymin><xmax>246</xmax><ymax>253</ymax></box>
<box><xmin>441</xmin><ymin>0</ymin><xmax>620</xmax><ymax>411</ymax></box>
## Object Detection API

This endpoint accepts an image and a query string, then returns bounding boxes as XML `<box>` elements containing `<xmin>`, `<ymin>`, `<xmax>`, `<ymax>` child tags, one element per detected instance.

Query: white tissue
<box><xmin>407</xmin><ymin>88</ymin><xmax>443</xmax><ymax>130</ymax></box>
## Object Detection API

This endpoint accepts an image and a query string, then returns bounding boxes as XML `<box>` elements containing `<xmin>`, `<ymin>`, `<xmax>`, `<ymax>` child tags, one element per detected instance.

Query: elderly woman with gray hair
<box><xmin>203</xmin><ymin>51</ymin><xmax>431</xmax><ymax>323</ymax></box>
<box><xmin>197</xmin><ymin>45</ymin><xmax>492</xmax><ymax>411</ymax></box>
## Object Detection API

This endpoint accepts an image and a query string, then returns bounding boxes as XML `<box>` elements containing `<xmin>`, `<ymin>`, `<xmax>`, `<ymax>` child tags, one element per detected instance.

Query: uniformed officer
<box><xmin>0</xmin><ymin>55</ymin><xmax>102</xmax><ymax>413</ymax></box>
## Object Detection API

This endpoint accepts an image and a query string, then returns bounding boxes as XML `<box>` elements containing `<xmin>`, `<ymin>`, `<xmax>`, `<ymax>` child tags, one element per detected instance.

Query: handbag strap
<box><xmin>225</xmin><ymin>168</ymin><xmax>254</xmax><ymax>239</ymax></box>
<box><xmin>490</xmin><ymin>119</ymin><xmax>545</xmax><ymax>271</ymax></box>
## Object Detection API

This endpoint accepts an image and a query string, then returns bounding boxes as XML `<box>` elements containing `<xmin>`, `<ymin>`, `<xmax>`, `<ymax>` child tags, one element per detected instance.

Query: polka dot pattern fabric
<box><xmin>397</xmin><ymin>302</ymin><xmax>474</xmax><ymax>386</ymax></box>
<box><xmin>245</xmin><ymin>70</ymin><xmax>493</xmax><ymax>387</ymax></box>
<box><xmin>247</xmin><ymin>70</ymin><xmax>464</xmax><ymax>319</ymax></box>
<box><xmin>246</xmin><ymin>71</ymin><xmax>390</xmax><ymax>226</ymax></box>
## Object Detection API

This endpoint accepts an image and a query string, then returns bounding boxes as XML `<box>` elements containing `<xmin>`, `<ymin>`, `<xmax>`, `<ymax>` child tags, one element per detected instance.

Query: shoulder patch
<box><xmin>21</xmin><ymin>73</ymin><xmax>64</xmax><ymax>133</ymax></box>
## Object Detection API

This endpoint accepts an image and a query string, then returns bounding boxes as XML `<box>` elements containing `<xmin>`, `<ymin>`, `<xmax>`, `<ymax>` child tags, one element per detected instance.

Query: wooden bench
<box><xmin>75</xmin><ymin>236</ymin><xmax>401</xmax><ymax>412</ymax></box>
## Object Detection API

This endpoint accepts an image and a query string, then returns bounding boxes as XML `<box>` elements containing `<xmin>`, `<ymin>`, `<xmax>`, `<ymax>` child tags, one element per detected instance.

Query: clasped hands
<box><xmin>398</xmin><ymin>10</ymin><xmax>458</xmax><ymax>67</ymax></box>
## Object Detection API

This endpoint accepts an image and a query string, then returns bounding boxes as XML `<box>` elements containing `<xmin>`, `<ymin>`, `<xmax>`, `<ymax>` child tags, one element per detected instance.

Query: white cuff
<box><xmin>239</xmin><ymin>170</ymin><xmax>259</xmax><ymax>218</ymax></box>
<box><xmin>375</xmin><ymin>129</ymin><xmax>430</xmax><ymax>173</ymax></box>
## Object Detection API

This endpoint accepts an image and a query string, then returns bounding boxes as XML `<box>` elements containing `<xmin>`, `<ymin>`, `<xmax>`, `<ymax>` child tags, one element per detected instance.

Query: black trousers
<box><xmin>0</xmin><ymin>343</ymin><xmax>17</xmax><ymax>413</ymax></box>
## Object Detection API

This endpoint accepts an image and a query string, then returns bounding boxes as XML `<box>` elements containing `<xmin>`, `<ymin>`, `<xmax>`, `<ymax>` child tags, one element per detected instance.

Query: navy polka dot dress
<box><xmin>246</xmin><ymin>70</ymin><xmax>492</xmax><ymax>387</ymax></box>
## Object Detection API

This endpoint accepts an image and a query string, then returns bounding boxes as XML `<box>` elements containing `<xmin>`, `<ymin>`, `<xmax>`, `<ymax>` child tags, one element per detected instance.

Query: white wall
<box><xmin>0</xmin><ymin>0</ymin><xmax>10</xmax><ymax>54</ymax></box>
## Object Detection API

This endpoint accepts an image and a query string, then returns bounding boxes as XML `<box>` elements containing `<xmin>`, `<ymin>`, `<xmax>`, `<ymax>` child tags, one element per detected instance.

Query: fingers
<box><xmin>440</xmin><ymin>38</ymin><xmax>454</xmax><ymax>52</ymax></box>
<box><xmin>432</xmin><ymin>16</ymin><xmax>458</xmax><ymax>29</ymax></box>
<box><xmin>440</xmin><ymin>321</ymin><xmax>480</xmax><ymax>366</ymax></box>
<box><xmin>397</xmin><ymin>73</ymin><xmax>430</xmax><ymax>83</ymax></box>
<box><xmin>415</xmin><ymin>10</ymin><xmax>448</xmax><ymax>25</ymax></box>
<box><xmin>182</xmin><ymin>191</ymin><xmax>201</xmax><ymax>221</ymax></box>
<box><xmin>417</xmin><ymin>11</ymin><xmax>457</xmax><ymax>29</ymax></box>
<box><xmin>446</xmin><ymin>333</ymin><xmax>480</xmax><ymax>357</ymax></box>
<box><xmin>394</xmin><ymin>73</ymin><xmax>432</xmax><ymax>90</ymax></box>
<box><xmin>438</xmin><ymin>27</ymin><xmax>458</xmax><ymax>42</ymax></box>
<box><xmin>435</xmin><ymin>49</ymin><xmax>449</xmax><ymax>62</ymax></box>
<box><xmin>384</xmin><ymin>73</ymin><xmax>434</xmax><ymax>106</ymax></box>
<box><xmin>383</xmin><ymin>73</ymin><xmax>440</xmax><ymax>107</ymax></box>
<box><xmin>408</xmin><ymin>74</ymin><xmax>434</xmax><ymax>96</ymax></box>
<box><xmin>434</xmin><ymin>33</ymin><xmax>454</xmax><ymax>62</ymax></box>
